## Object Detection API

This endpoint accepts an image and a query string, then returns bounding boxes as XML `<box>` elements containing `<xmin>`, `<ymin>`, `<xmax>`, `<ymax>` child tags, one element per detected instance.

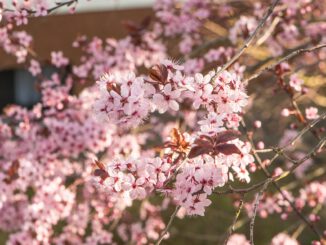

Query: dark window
<box><xmin>0</xmin><ymin>69</ymin><xmax>41</xmax><ymax>111</ymax></box>
<box><xmin>0</xmin><ymin>70</ymin><xmax>15</xmax><ymax>110</ymax></box>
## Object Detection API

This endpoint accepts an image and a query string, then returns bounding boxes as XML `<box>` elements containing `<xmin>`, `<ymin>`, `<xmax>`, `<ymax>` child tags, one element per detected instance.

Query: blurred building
<box><xmin>0</xmin><ymin>0</ymin><xmax>153</xmax><ymax>109</ymax></box>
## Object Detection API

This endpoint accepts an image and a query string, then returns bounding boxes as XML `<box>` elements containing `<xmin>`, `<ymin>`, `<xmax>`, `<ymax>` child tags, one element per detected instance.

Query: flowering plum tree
<box><xmin>0</xmin><ymin>0</ymin><xmax>325</xmax><ymax>244</ymax></box>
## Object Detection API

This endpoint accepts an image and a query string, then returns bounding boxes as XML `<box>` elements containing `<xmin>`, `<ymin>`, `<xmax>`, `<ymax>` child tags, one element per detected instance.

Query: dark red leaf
<box><xmin>214</xmin><ymin>144</ymin><xmax>241</xmax><ymax>155</ymax></box>
<box><xmin>94</xmin><ymin>169</ymin><xmax>109</xmax><ymax>180</ymax></box>
<box><xmin>193</xmin><ymin>139</ymin><xmax>212</xmax><ymax>149</ymax></box>
<box><xmin>149</xmin><ymin>64</ymin><xmax>168</xmax><ymax>83</ymax></box>
<box><xmin>214</xmin><ymin>130</ymin><xmax>241</xmax><ymax>144</ymax></box>
<box><xmin>196</xmin><ymin>135</ymin><xmax>213</xmax><ymax>144</ymax></box>
<box><xmin>4</xmin><ymin>160</ymin><xmax>20</xmax><ymax>184</ymax></box>
<box><xmin>188</xmin><ymin>146</ymin><xmax>212</xmax><ymax>159</ymax></box>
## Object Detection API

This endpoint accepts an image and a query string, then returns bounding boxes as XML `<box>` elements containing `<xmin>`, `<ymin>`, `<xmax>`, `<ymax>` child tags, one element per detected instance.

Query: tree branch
<box><xmin>223</xmin><ymin>197</ymin><xmax>245</xmax><ymax>245</ymax></box>
<box><xmin>241</xmin><ymin>119</ymin><xmax>323</xmax><ymax>240</ymax></box>
<box><xmin>214</xmin><ymin>0</ymin><xmax>281</xmax><ymax>77</ymax></box>
<box><xmin>250</xmin><ymin>180</ymin><xmax>271</xmax><ymax>245</ymax></box>
<box><xmin>155</xmin><ymin>206</ymin><xmax>181</xmax><ymax>245</ymax></box>
<box><xmin>244</xmin><ymin>44</ymin><xmax>326</xmax><ymax>84</ymax></box>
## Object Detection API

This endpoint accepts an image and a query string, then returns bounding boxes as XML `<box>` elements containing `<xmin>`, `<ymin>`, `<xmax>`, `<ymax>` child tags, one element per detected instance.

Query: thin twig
<box><xmin>244</xmin><ymin>44</ymin><xmax>326</xmax><ymax>84</ymax></box>
<box><xmin>283</xmin><ymin>112</ymin><xmax>326</xmax><ymax>148</ymax></box>
<box><xmin>214</xmin><ymin>0</ymin><xmax>280</xmax><ymax>77</ymax></box>
<box><xmin>3</xmin><ymin>0</ymin><xmax>77</xmax><ymax>14</ymax></box>
<box><xmin>256</xmin><ymin>16</ymin><xmax>281</xmax><ymax>46</ymax></box>
<box><xmin>250</xmin><ymin>180</ymin><xmax>271</xmax><ymax>245</ymax></box>
<box><xmin>241</xmin><ymin>120</ymin><xmax>323</xmax><ymax>240</ymax></box>
<box><xmin>46</xmin><ymin>0</ymin><xmax>77</xmax><ymax>14</ymax></box>
<box><xmin>155</xmin><ymin>206</ymin><xmax>181</xmax><ymax>245</ymax></box>
<box><xmin>214</xmin><ymin>178</ymin><xmax>272</xmax><ymax>195</ymax></box>
<box><xmin>292</xmin><ymin>204</ymin><xmax>322</xmax><ymax>240</ymax></box>
<box><xmin>224</xmin><ymin>197</ymin><xmax>245</xmax><ymax>245</ymax></box>
<box><xmin>275</xmin><ymin>137</ymin><xmax>326</xmax><ymax>183</ymax></box>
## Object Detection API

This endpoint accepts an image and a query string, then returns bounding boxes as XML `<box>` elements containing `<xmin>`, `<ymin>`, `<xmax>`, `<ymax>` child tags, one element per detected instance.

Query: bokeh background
<box><xmin>0</xmin><ymin>1</ymin><xmax>325</xmax><ymax>244</ymax></box>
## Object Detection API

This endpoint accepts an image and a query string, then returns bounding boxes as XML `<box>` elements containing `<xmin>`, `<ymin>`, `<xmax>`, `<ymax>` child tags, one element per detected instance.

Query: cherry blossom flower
<box><xmin>14</xmin><ymin>10</ymin><xmax>28</xmax><ymax>26</ymax></box>
<box><xmin>227</xmin><ymin>234</ymin><xmax>250</xmax><ymax>245</ymax></box>
<box><xmin>289</xmin><ymin>74</ymin><xmax>304</xmax><ymax>92</ymax></box>
<box><xmin>305</xmin><ymin>107</ymin><xmax>319</xmax><ymax>120</ymax></box>
<box><xmin>28</xmin><ymin>59</ymin><xmax>41</xmax><ymax>76</ymax></box>
<box><xmin>51</xmin><ymin>51</ymin><xmax>69</xmax><ymax>68</ymax></box>
<box><xmin>198</xmin><ymin>112</ymin><xmax>225</xmax><ymax>135</ymax></box>
<box><xmin>153</xmin><ymin>84</ymin><xmax>181</xmax><ymax>113</ymax></box>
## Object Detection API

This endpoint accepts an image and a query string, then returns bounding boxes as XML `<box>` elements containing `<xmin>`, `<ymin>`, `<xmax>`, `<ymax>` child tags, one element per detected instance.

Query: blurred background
<box><xmin>0</xmin><ymin>1</ymin><xmax>325</xmax><ymax>244</ymax></box>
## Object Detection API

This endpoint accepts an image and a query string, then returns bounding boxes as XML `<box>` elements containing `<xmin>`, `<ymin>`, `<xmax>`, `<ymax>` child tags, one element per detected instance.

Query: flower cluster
<box><xmin>72</xmin><ymin>31</ymin><xmax>166</xmax><ymax>80</ymax></box>
<box><xmin>94</xmin><ymin>157</ymin><xmax>172</xmax><ymax>200</ymax></box>
<box><xmin>94</xmin><ymin>60</ymin><xmax>248</xmax><ymax>129</ymax></box>
<box><xmin>154</xmin><ymin>0</ymin><xmax>210</xmax><ymax>54</ymax></box>
<box><xmin>93</xmin><ymin>60</ymin><xmax>254</xmax><ymax>216</ymax></box>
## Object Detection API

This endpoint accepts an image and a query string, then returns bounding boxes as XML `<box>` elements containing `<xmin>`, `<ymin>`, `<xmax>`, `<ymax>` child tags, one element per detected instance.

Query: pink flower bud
<box><xmin>254</xmin><ymin>120</ymin><xmax>262</xmax><ymax>129</ymax></box>
<box><xmin>249</xmin><ymin>162</ymin><xmax>256</xmax><ymax>172</ymax></box>
<box><xmin>281</xmin><ymin>108</ymin><xmax>290</xmax><ymax>117</ymax></box>
<box><xmin>263</xmin><ymin>159</ymin><xmax>271</xmax><ymax>167</ymax></box>
<box><xmin>312</xmin><ymin>241</ymin><xmax>321</xmax><ymax>245</ymax></box>
<box><xmin>257</xmin><ymin>141</ymin><xmax>265</xmax><ymax>150</ymax></box>
<box><xmin>273</xmin><ymin>167</ymin><xmax>283</xmax><ymax>177</ymax></box>
<box><xmin>281</xmin><ymin>213</ymin><xmax>288</xmax><ymax>220</ymax></box>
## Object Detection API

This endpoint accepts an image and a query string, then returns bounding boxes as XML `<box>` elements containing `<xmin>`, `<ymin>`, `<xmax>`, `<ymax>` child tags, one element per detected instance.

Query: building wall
<box><xmin>0</xmin><ymin>7</ymin><xmax>153</xmax><ymax>70</ymax></box>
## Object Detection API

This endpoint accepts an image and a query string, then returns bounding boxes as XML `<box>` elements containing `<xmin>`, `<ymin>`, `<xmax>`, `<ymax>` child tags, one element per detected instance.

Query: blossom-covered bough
<box><xmin>0</xmin><ymin>0</ymin><xmax>326</xmax><ymax>244</ymax></box>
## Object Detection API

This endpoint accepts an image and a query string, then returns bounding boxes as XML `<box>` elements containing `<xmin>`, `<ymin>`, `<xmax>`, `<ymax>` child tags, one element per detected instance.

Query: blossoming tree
<box><xmin>0</xmin><ymin>0</ymin><xmax>325</xmax><ymax>244</ymax></box>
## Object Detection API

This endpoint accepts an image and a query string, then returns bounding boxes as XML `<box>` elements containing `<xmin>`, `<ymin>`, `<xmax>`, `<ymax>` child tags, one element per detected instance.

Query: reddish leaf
<box><xmin>171</xmin><ymin>128</ymin><xmax>182</xmax><ymax>144</ymax></box>
<box><xmin>193</xmin><ymin>139</ymin><xmax>212</xmax><ymax>149</ymax></box>
<box><xmin>94</xmin><ymin>169</ymin><xmax>109</xmax><ymax>180</ymax></box>
<box><xmin>149</xmin><ymin>64</ymin><xmax>168</xmax><ymax>83</ymax></box>
<box><xmin>195</xmin><ymin>135</ymin><xmax>213</xmax><ymax>145</ymax></box>
<box><xmin>4</xmin><ymin>160</ymin><xmax>20</xmax><ymax>184</ymax></box>
<box><xmin>188</xmin><ymin>146</ymin><xmax>212</xmax><ymax>159</ymax></box>
<box><xmin>214</xmin><ymin>144</ymin><xmax>241</xmax><ymax>155</ymax></box>
<box><xmin>165</xmin><ymin>128</ymin><xmax>190</xmax><ymax>153</ymax></box>
<box><xmin>95</xmin><ymin>160</ymin><xmax>106</xmax><ymax>170</ymax></box>
<box><xmin>214</xmin><ymin>130</ymin><xmax>241</xmax><ymax>144</ymax></box>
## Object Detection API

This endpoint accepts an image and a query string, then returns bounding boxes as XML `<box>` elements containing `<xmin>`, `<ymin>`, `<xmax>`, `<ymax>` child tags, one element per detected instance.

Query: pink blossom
<box><xmin>305</xmin><ymin>107</ymin><xmax>319</xmax><ymax>120</ymax></box>
<box><xmin>28</xmin><ymin>59</ymin><xmax>41</xmax><ymax>76</ymax></box>
<box><xmin>14</xmin><ymin>9</ymin><xmax>28</xmax><ymax>26</ymax></box>
<box><xmin>198</xmin><ymin>112</ymin><xmax>225</xmax><ymax>135</ymax></box>
<box><xmin>51</xmin><ymin>51</ymin><xmax>69</xmax><ymax>68</ymax></box>
<box><xmin>289</xmin><ymin>74</ymin><xmax>304</xmax><ymax>92</ymax></box>
<box><xmin>227</xmin><ymin>234</ymin><xmax>250</xmax><ymax>245</ymax></box>
<box><xmin>271</xmin><ymin>233</ymin><xmax>299</xmax><ymax>245</ymax></box>
<box><xmin>153</xmin><ymin>84</ymin><xmax>180</xmax><ymax>113</ymax></box>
